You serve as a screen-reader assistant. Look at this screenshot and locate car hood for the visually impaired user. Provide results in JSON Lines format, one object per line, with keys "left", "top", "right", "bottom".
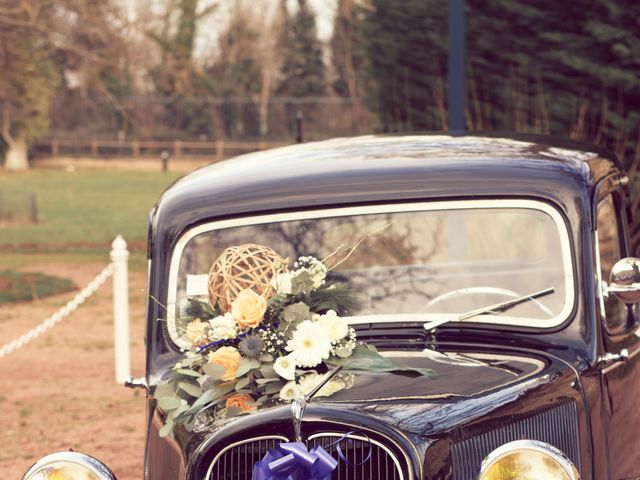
{"left": 182, "top": 344, "right": 583, "bottom": 467}
{"left": 301, "top": 345, "right": 578, "bottom": 436}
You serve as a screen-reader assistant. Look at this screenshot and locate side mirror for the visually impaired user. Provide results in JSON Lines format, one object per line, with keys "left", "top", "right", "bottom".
{"left": 609, "top": 257, "right": 640, "bottom": 304}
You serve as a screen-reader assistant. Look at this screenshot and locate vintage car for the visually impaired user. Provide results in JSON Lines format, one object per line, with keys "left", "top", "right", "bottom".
{"left": 22, "top": 134, "right": 640, "bottom": 480}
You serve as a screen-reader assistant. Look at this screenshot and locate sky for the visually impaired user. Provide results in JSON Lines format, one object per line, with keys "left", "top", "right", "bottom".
{"left": 124, "top": 0, "right": 338, "bottom": 62}
{"left": 196, "top": 0, "right": 337, "bottom": 57}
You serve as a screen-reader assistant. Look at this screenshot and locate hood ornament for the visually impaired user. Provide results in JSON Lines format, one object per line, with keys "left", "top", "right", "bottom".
{"left": 290, "top": 366, "right": 342, "bottom": 442}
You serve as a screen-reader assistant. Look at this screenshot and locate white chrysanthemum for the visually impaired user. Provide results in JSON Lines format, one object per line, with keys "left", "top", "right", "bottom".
{"left": 279, "top": 381, "right": 301, "bottom": 401}
{"left": 297, "top": 372, "right": 346, "bottom": 398}
{"left": 317, "top": 379, "right": 346, "bottom": 397}
{"left": 297, "top": 372, "right": 322, "bottom": 395}
{"left": 208, "top": 313, "right": 237, "bottom": 340}
{"left": 318, "top": 310, "right": 349, "bottom": 342}
{"left": 273, "top": 353, "right": 297, "bottom": 381}
{"left": 270, "top": 272, "right": 293, "bottom": 295}
{"left": 286, "top": 320, "right": 332, "bottom": 367}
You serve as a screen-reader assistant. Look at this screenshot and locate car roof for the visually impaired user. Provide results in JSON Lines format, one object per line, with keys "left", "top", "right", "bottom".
{"left": 152, "top": 133, "right": 621, "bottom": 246}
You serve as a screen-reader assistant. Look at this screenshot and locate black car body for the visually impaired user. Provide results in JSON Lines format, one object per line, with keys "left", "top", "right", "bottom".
{"left": 23, "top": 134, "right": 640, "bottom": 480}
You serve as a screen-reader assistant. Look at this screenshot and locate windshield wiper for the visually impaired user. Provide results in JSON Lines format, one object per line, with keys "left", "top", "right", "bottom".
{"left": 423, "top": 287, "right": 555, "bottom": 332}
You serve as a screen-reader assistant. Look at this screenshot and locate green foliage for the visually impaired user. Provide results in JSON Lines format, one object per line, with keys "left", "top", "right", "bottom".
{"left": 360, "top": 0, "right": 447, "bottom": 131}
{"left": 327, "top": 344, "right": 434, "bottom": 376}
{"left": 0, "top": 270, "right": 76, "bottom": 303}
{"left": 277, "top": 0, "right": 326, "bottom": 97}
{"left": 0, "top": 19, "right": 60, "bottom": 145}
{"left": 305, "top": 282, "right": 362, "bottom": 315}
{"left": 464, "top": 0, "right": 640, "bottom": 144}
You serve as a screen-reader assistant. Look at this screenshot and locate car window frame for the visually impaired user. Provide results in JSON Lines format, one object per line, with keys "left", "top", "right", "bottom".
{"left": 595, "top": 190, "right": 638, "bottom": 336}
{"left": 165, "top": 199, "right": 577, "bottom": 349}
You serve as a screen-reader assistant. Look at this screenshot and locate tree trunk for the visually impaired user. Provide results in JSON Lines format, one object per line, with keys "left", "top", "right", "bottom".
{"left": 4, "top": 132, "right": 29, "bottom": 170}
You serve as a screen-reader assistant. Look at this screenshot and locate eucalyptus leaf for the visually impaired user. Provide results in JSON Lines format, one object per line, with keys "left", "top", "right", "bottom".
{"left": 256, "top": 377, "right": 279, "bottom": 385}
{"left": 283, "top": 302, "right": 311, "bottom": 323}
{"left": 177, "top": 369, "right": 202, "bottom": 377}
{"left": 226, "top": 406, "right": 242, "bottom": 418}
{"left": 259, "top": 366, "right": 277, "bottom": 378}
{"left": 202, "top": 363, "right": 226, "bottom": 380}
{"left": 179, "top": 355, "right": 203, "bottom": 367}
{"left": 170, "top": 403, "right": 190, "bottom": 420}
{"left": 259, "top": 354, "right": 274, "bottom": 363}
{"left": 159, "top": 419, "right": 174, "bottom": 437}
{"left": 154, "top": 382, "right": 175, "bottom": 398}
{"left": 291, "top": 271, "right": 314, "bottom": 294}
{"left": 235, "top": 377, "right": 251, "bottom": 391}
{"left": 235, "top": 358, "right": 261, "bottom": 378}
{"left": 327, "top": 344, "right": 434, "bottom": 376}
{"left": 264, "top": 381, "right": 285, "bottom": 395}
{"left": 157, "top": 396, "right": 181, "bottom": 411}
{"left": 178, "top": 381, "right": 202, "bottom": 398}
{"left": 188, "top": 387, "right": 220, "bottom": 412}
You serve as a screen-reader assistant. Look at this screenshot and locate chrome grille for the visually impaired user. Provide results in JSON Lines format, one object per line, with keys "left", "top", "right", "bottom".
{"left": 309, "top": 432, "right": 405, "bottom": 480}
{"left": 206, "top": 435, "right": 288, "bottom": 480}
{"left": 206, "top": 432, "right": 406, "bottom": 480}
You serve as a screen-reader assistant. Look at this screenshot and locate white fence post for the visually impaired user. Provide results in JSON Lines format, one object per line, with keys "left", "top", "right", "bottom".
{"left": 111, "top": 235, "right": 131, "bottom": 384}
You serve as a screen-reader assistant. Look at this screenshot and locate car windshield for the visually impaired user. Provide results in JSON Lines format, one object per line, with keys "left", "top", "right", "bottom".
{"left": 167, "top": 200, "right": 574, "bottom": 346}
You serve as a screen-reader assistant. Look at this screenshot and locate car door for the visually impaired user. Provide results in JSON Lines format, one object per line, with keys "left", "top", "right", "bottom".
{"left": 597, "top": 190, "right": 640, "bottom": 480}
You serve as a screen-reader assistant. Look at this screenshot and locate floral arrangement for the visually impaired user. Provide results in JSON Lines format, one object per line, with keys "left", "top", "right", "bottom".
{"left": 155, "top": 244, "right": 429, "bottom": 437}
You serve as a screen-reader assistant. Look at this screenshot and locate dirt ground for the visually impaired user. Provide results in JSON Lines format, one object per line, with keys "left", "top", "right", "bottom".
{"left": 0, "top": 262, "right": 148, "bottom": 479}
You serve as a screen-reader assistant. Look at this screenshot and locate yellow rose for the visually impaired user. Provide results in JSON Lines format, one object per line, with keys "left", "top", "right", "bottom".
{"left": 185, "top": 319, "right": 209, "bottom": 346}
{"left": 225, "top": 393, "right": 256, "bottom": 413}
{"left": 231, "top": 289, "right": 267, "bottom": 328}
{"left": 208, "top": 346, "right": 241, "bottom": 381}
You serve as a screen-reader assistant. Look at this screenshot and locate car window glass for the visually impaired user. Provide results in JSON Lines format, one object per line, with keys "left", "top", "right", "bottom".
{"left": 597, "top": 195, "right": 628, "bottom": 332}
{"left": 168, "top": 202, "right": 574, "bottom": 345}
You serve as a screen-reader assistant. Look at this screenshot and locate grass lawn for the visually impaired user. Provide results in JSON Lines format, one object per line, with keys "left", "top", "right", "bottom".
{"left": 0, "top": 170, "right": 182, "bottom": 270}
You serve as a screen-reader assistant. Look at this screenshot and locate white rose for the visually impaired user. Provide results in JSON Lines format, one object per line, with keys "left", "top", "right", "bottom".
{"left": 318, "top": 310, "right": 349, "bottom": 342}
{"left": 208, "top": 313, "right": 237, "bottom": 340}
{"left": 273, "top": 353, "right": 297, "bottom": 381}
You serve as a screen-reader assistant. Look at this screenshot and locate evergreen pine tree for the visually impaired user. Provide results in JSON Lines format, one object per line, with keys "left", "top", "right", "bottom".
{"left": 277, "top": 0, "right": 326, "bottom": 97}
{"left": 361, "top": 0, "right": 447, "bottom": 132}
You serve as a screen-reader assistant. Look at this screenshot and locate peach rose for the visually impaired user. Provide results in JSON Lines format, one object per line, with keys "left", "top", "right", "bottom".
{"left": 208, "top": 346, "right": 241, "bottom": 381}
{"left": 231, "top": 289, "right": 267, "bottom": 328}
{"left": 225, "top": 393, "right": 256, "bottom": 413}
{"left": 185, "top": 319, "right": 209, "bottom": 346}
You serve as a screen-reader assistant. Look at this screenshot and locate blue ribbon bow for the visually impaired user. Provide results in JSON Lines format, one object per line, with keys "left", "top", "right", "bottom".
{"left": 252, "top": 442, "right": 338, "bottom": 480}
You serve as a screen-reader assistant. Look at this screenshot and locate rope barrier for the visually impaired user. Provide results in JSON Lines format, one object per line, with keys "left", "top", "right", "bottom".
{"left": 0, "top": 263, "right": 114, "bottom": 359}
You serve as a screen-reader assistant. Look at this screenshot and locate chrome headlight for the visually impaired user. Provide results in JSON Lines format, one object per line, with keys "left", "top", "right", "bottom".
{"left": 22, "top": 451, "right": 116, "bottom": 480}
{"left": 479, "top": 440, "right": 579, "bottom": 480}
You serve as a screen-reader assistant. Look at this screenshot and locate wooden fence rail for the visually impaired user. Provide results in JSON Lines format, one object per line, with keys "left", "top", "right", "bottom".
{"left": 31, "top": 139, "right": 290, "bottom": 161}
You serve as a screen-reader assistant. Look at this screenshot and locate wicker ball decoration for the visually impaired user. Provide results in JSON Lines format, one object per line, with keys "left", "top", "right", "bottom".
{"left": 208, "top": 243, "right": 287, "bottom": 312}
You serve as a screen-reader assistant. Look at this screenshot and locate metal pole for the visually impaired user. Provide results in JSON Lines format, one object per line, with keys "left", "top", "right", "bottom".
{"left": 110, "top": 235, "right": 131, "bottom": 384}
{"left": 448, "top": 0, "right": 465, "bottom": 133}
{"left": 296, "top": 111, "right": 304, "bottom": 143}
{"left": 160, "top": 150, "right": 170, "bottom": 173}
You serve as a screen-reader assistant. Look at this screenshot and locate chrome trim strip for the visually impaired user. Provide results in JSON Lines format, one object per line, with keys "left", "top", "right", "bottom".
{"left": 308, "top": 432, "right": 408, "bottom": 480}
{"left": 205, "top": 435, "right": 289, "bottom": 480}
{"left": 479, "top": 439, "right": 580, "bottom": 480}
{"left": 167, "top": 199, "right": 576, "bottom": 347}
{"left": 603, "top": 344, "right": 640, "bottom": 374}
